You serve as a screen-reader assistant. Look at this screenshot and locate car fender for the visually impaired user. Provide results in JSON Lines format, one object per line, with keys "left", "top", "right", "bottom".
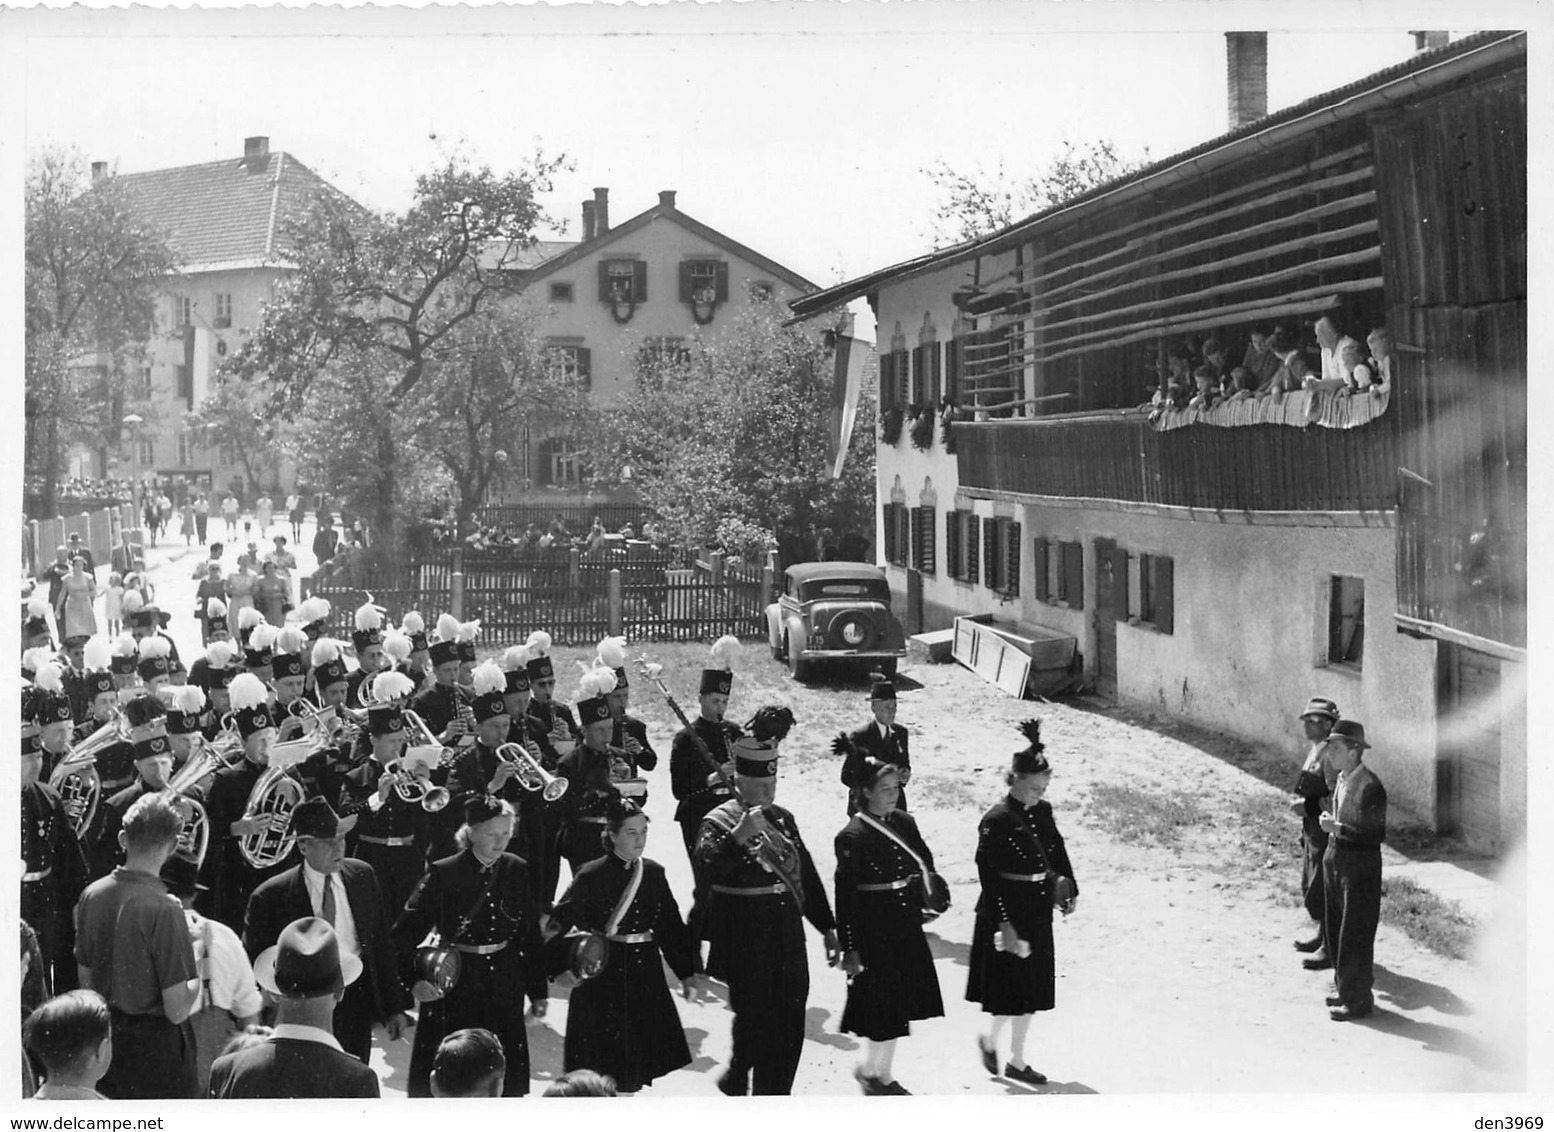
{"left": 764, "top": 603, "right": 784, "bottom": 650}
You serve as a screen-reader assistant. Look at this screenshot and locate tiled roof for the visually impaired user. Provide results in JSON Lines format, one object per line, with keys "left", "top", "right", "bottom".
{"left": 115, "top": 151, "right": 354, "bottom": 270}
{"left": 478, "top": 239, "right": 579, "bottom": 273}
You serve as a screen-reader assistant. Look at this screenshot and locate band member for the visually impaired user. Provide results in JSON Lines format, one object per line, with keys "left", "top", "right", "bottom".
{"left": 90, "top": 692, "right": 176, "bottom": 880}
{"left": 272, "top": 646, "right": 311, "bottom": 742}
{"left": 339, "top": 671, "right": 433, "bottom": 920}
{"left": 23, "top": 593, "right": 54, "bottom": 653}
{"left": 59, "top": 634, "right": 90, "bottom": 722}
{"left": 454, "top": 618, "right": 480, "bottom": 688}
{"left": 1319, "top": 720, "right": 1387, "bottom": 1022}
{"left": 1292, "top": 697, "right": 1339, "bottom": 965}
{"left": 73, "top": 637, "right": 117, "bottom": 745}
{"left": 695, "top": 731, "right": 838, "bottom": 1096}
{"left": 161, "top": 684, "right": 207, "bottom": 771}
{"left": 835, "top": 757, "right": 945, "bottom": 1094}
{"left": 22, "top": 692, "right": 88, "bottom": 995}
{"left": 499, "top": 645, "right": 533, "bottom": 730}
{"left": 840, "top": 675, "right": 910, "bottom": 814}
{"left": 136, "top": 635, "right": 174, "bottom": 698}
{"left": 75, "top": 794, "right": 201, "bottom": 1099}
{"left": 548, "top": 796, "right": 701, "bottom": 1094}
{"left": 31, "top": 661, "right": 79, "bottom": 785}
{"left": 555, "top": 668, "right": 626, "bottom": 884}
{"left": 393, "top": 795, "right": 550, "bottom": 1097}
{"left": 967, "top": 720, "right": 1079, "bottom": 1086}
{"left": 412, "top": 620, "right": 473, "bottom": 743}
{"left": 241, "top": 621, "right": 278, "bottom": 688}
{"left": 598, "top": 637, "right": 657, "bottom": 801}
{"left": 188, "top": 638, "right": 238, "bottom": 701}
{"left": 199, "top": 672, "right": 292, "bottom": 929}
{"left": 244, "top": 798, "right": 412, "bottom": 1062}
{"left": 345, "top": 603, "right": 387, "bottom": 710}
{"left": 236, "top": 605, "right": 264, "bottom": 649}
{"left": 382, "top": 628, "right": 415, "bottom": 681}
{"left": 109, "top": 633, "right": 140, "bottom": 695}
{"left": 672, "top": 637, "right": 744, "bottom": 909}
{"left": 297, "top": 596, "right": 332, "bottom": 643}
{"left": 124, "top": 595, "right": 183, "bottom": 678}
{"left": 400, "top": 611, "right": 432, "bottom": 688}
{"left": 525, "top": 632, "right": 578, "bottom": 904}
{"left": 310, "top": 639, "right": 353, "bottom": 713}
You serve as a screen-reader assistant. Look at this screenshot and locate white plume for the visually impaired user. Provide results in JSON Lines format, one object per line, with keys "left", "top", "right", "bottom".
{"left": 122, "top": 590, "right": 144, "bottom": 614}
{"left": 472, "top": 661, "right": 506, "bottom": 697}
{"left": 709, "top": 635, "right": 742, "bottom": 670}
{"left": 456, "top": 619, "right": 481, "bottom": 644}
{"left": 311, "top": 638, "right": 342, "bottom": 666}
{"left": 237, "top": 606, "right": 265, "bottom": 631}
{"left": 382, "top": 630, "right": 413, "bottom": 664}
{"left": 435, "top": 613, "right": 461, "bottom": 642}
{"left": 247, "top": 623, "right": 278, "bottom": 652}
{"left": 205, "top": 640, "right": 239, "bottom": 668}
{"left": 354, "top": 603, "right": 384, "bottom": 632}
{"left": 297, "top": 597, "right": 331, "bottom": 624}
{"left": 165, "top": 685, "right": 206, "bottom": 714}
{"left": 206, "top": 597, "right": 228, "bottom": 619}
{"left": 578, "top": 667, "right": 617, "bottom": 700}
{"left": 227, "top": 672, "right": 269, "bottom": 712}
{"left": 526, "top": 631, "right": 551, "bottom": 656}
{"left": 84, "top": 636, "right": 113, "bottom": 672}
{"left": 112, "top": 634, "right": 138, "bottom": 659}
{"left": 372, "top": 670, "right": 416, "bottom": 703}
{"left": 400, "top": 610, "right": 425, "bottom": 635}
{"left": 138, "top": 636, "right": 171, "bottom": 660}
{"left": 27, "top": 594, "right": 50, "bottom": 620}
{"left": 275, "top": 626, "right": 307, "bottom": 656}
{"left": 501, "top": 645, "right": 532, "bottom": 672}
{"left": 597, "top": 636, "right": 628, "bottom": 669}
{"left": 33, "top": 661, "right": 64, "bottom": 693}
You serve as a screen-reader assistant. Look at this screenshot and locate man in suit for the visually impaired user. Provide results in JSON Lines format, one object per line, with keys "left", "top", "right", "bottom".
{"left": 1290, "top": 697, "right": 1339, "bottom": 964}
{"left": 840, "top": 675, "right": 911, "bottom": 814}
{"left": 1317, "top": 720, "right": 1388, "bottom": 1022}
{"left": 209, "top": 917, "right": 380, "bottom": 1098}
{"left": 243, "top": 798, "right": 411, "bottom": 1062}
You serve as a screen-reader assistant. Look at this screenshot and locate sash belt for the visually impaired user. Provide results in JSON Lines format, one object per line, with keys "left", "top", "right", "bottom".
{"left": 22, "top": 867, "right": 52, "bottom": 883}
{"left": 856, "top": 877, "right": 914, "bottom": 892}
{"left": 710, "top": 883, "right": 786, "bottom": 896}
{"left": 998, "top": 871, "right": 1048, "bottom": 882}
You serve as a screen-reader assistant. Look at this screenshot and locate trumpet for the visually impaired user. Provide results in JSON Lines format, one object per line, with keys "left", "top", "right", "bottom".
{"left": 238, "top": 737, "right": 311, "bottom": 869}
{"left": 380, "top": 751, "right": 452, "bottom": 812}
{"left": 49, "top": 712, "right": 124, "bottom": 839}
{"left": 495, "top": 743, "right": 570, "bottom": 802}
{"left": 285, "top": 699, "right": 344, "bottom": 750}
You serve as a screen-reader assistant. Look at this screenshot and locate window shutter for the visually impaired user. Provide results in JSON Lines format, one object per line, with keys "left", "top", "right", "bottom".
{"left": 598, "top": 260, "right": 612, "bottom": 302}
{"left": 930, "top": 342, "right": 943, "bottom": 404}
{"left": 1111, "top": 546, "right": 1130, "bottom": 620}
{"left": 1064, "top": 541, "right": 1085, "bottom": 610}
{"left": 946, "top": 512, "right": 960, "bottom": 579}
{"left": 910, "top": 345, "right": 923, "bottom": 404}
{"left": 945, "top": 339, "right": 961, "bottom": 403}
{"left": 1154, "top": 556, "right": 1174, "bottom": 634}
{"left": 965, "top": 513, "right": 980, "bottom": 583}
{"left": 678, "top": 262, "right": 693, "bottom": 302}
{"left": 909, "top": 508, "right": 923, "bottom": 569}
{"left": 879, "top": 353, "right": 895, "bottom": 411}
{"left": 881, "top": 505, "right": 895, "bottom": 565}
{"left": 633, "top": 260, "right": 648, "bottom": 302}
{"left": 982, "top": 518, "right": 997, "bottom": 589}
{"left": 916, "top": 507, "right": 936, "bottom": 576}
{"left": 1006, "top": 522, "right": 1021, "bottom": 595}
{"left": 577, "top": 347, "right": 592, "bottom": 391}
{"left": 1033, "top": 538, "right": 1049, "bottom": 603}
{"left": 715, "top": 262, "right": 729, "bottom": 303}
{"left": 897, "top": 350, "right": 911, "bottom": 405}
{"left": 898, "top": 508, "right": 912, "bottom": 567}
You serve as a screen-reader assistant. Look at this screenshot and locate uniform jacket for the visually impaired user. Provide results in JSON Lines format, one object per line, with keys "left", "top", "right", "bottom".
{"left": 840, "top": 721, "right": 910, "bottom": 787}
{"left": 972, "top": 797, "right": 1078, "bottom": 926}
{"left": 526, "top": 699, "right": 580, "bottom": 770}
{"left": 670, "top": 717, "right": 742, "bottom": 824}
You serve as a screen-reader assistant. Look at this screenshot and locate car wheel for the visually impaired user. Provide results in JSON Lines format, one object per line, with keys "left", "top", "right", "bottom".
{"left": 786, "top": 635, "right": 811, "bottom": 682}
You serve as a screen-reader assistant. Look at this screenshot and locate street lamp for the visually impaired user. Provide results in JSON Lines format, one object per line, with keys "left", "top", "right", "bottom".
{"left": 123, "top": 414, "right": 143, "bottom": 526}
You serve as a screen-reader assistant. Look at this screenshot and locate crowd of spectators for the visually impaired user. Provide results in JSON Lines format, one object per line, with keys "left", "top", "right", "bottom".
{"left": 1143, "top": 312, "right": 1392, "bottom": 423}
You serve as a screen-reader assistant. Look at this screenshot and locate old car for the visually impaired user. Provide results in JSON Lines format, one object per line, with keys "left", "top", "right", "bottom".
{"left": 766, "top": 562, "right": 908, "bottom": 681}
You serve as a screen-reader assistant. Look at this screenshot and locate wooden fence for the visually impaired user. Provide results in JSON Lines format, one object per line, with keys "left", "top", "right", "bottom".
{"left": 473, "top": 503, "right": 652, "bottom": 536}
{"left": 25, "top": 504, "right": 138, "bottom": 578}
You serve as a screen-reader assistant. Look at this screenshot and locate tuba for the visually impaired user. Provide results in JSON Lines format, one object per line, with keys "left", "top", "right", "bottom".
{"left": 237, "top": 738, "right": 312, "bottom": 869}
{"left": 49, "top": 713, "right": 124, "bottom": 838}
{"left": 162, "top": 745, "right": 231, "bottom": 866}
{"left": 495, "top": 743, "right": 570, "bottom": 802}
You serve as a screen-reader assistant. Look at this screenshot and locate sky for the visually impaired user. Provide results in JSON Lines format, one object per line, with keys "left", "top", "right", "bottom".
{"left": 11, "top": 4, "right": 1447, "bottom": 306}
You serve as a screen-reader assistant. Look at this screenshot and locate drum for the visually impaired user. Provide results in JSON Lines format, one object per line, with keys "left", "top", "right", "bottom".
{"left": 568, "top": 932, "right": 610, "bottom": 982}
{"left": 415, "top": 943, "right": 462, "bottom": 994}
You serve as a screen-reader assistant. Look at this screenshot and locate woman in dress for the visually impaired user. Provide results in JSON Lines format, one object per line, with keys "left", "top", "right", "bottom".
{"left": 224, "top": 560, "right": 255, "bottom": 620}
{"left": 547, "top": 797, "right": 700, "bottom": 1093}
{"left": 253, "top": 560, "right": 290, "bottom": 627}
{"left": 966, "top": 720, "right": 1079, "bottom": 1086}
{"left": 393, "top": 796, "right": 549, "bottom": 1097}
{"left": 54, "top": 556, "right": 96, "bottom": 640}
{"left": 835, "top": 757, "right": 944, "bottom": 1095}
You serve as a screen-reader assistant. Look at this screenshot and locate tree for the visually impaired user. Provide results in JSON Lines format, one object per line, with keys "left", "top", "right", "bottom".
{"left": 590, "top": 303, "right": 877, "bottom": 563}
{"left": 184, "top": 373, "right": 287, "bottom": 495}
{"left": 922, "top": 139, "right": 1151, "bottom": 246}
{"left": 226, "top": 151, "right": 569, "bottom": 579}
{"left": 25, "top": 148, "right": 175, "bottom": 514}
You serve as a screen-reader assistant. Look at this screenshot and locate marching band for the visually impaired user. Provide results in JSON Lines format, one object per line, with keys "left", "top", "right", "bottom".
{"left": 17, "top": 589, "right": 1081, "bottom": 1100}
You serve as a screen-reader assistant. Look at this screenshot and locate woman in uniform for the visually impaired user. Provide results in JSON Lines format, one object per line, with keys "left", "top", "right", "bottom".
{"left": 834, "top": 757, "right": 944, "bottom": 1095}
{"left": 548, "top": 797, "right": 700, "bottom": 1093}
{"left": 965, "top": 720, "right": 1078, "bottom": 1087}
{"left": 393, "top": 796, "right": 549, "bottom": 1097}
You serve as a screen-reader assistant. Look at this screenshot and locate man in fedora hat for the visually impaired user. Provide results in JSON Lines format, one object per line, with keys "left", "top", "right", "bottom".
{"left": 209, "top": 917, "right": 380, "bottom": 1098}
{"left": 1317, "top": 720, "right": 1387, "bottom": 1021}
{"left": 841, "top": 674, "right": 911, "bottom": 815}
{"left": 1291, "top": 696, "right": 1339, "bottom": 964}
{"left": 243, "top": 797, "right": 411, "bottom": 1063}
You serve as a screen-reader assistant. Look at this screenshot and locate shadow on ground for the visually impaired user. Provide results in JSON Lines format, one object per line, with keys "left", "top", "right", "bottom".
{"left": 804, "top": 1005, "right": 858, "bottom": 1051}
{"left": 1373, "top": 963, "right": 1471, "bottom": 1016}
{"left": 1354, "top": 1006, "right": 1503, "bottom": 1072}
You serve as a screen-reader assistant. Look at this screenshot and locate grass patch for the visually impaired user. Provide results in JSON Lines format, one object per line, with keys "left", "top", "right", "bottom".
{"left": 1084, "top": 782, "right": 1209, "bottom": 847}
{"left": 1380, "top": 875, "right": 1478, "bottom": 961}
{"left": 909, "top": 773, "right": 983, "bottom": 814}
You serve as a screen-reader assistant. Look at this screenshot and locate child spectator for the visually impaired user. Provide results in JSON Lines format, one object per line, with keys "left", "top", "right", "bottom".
{"left": 1259, "top": 328, "right": 1312, "bottom": 399}
{"left": 542, "top": 1069, "right": 619, "bottom": 1097}
{"left": 1223, "top": 366, "right": 1257, "bottom": 403}
{"left": 23, "top": 989, "right": 114, "bottom": 1100}
{"left": 104, "top": 573, "right": 125, "bottom": 637}
{"left": 1188, "top": 365, "right": 1221, "bottom": 411}
{"left": 1364, "top": 326, "right": 1393, "bottom": 394}
{"left": 1201, "top": 336, "right": 1229, "bottom": 383}
{"left": 430, "top": 1028, "right": 506, "bottom": 1098}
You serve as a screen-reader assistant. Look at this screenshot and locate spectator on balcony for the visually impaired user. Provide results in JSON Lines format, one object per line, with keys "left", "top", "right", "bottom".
{"left": 1187, "top": 366, "right": 1221, "bottom": 412}
{"left": 1257, "top": 328, "right": 1311, "bottom": 399}
{"left": 1364, "top": 327, "right": 1393, "bottom": 395}
{"left": 1222, "top": 366, "right": 1256, "bottom": 404}
{"left": 1315, "top": 315, "right": 1363, "bottom": 389}
{"left": 1241, "top": 328, "right": 1282, "bottom": 387}
{"left": 1200, "top": 337, "right": 1229, "bottom": 384}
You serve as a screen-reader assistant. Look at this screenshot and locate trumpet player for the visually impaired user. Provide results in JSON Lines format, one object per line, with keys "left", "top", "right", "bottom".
{"left": 21, "top": 683, "right": 88, "bottom": 994}
{"left": 447, "top": 663, "right": 553, "bottom": 909}
{"left": 91, "top": 692, "right": 177, "bottom": 881}
{"left": 272, "top": 645, "right": 312, "bottom": 742}
{"left": 339, "top": 671, "right": 434, "bottom": 919}
{"left": 345, "top": 602, "right": 388, "bottom": 710}
{"left": 199, "top": 672, "right": 290, "bottom": 929}
{"left": 524, "top": 633, "right": 578, "bottom": 905}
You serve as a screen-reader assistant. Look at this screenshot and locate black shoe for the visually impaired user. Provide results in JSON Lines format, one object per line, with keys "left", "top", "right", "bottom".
{"left": 881, "top": 1080, "right": 912, "bottom": 1095}
{"left": 1293, "top": 936, "right": 1323, "bottom": 953}
{"left": 977, "top": 1036, "right": 998, "bottom": 1075}
{"left": 717, "top": 1066, "right": 747, "bottom": 1096}
{"left": 1301, "top": 953, "right": 1334, "bottom": 971}
{"left": 1004, "top": 1063, "right": 1048, "bottom": 1086}
{"left": 1329, "top": 1004, "right": 1373, "bottom": 1022}
{"left": 853, "top": 1066, "right": 890, "bottom": 1096}
{"left": 1325, "top": 994, "right": 1345, "bottom": 1007}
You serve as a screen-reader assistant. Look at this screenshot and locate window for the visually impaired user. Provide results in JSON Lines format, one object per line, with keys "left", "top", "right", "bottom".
{"left": 881, "top": 502, "right": 911, "bottom": 568}
{"left": 1034, "top": 539, "right": 1085, "bottom": 609}
{"left": 176, "top": 433, "right": 193, "bottom": 466}
{"left": 599, "top": 259, "right": 646, "bottom": 304}
{"left": 748, "top": 281, "right": 774, "bottom": 301}
{"left": 174, "top": 297, "right": 192, "bottom": 327}
{"left": 638, "top": 337, "right": 690, "bottom": 369}
{"left": 214, "top": 293, "right": 232, "bottom": 329}
{"left": 1136, "top": 553, "right": 1175, "bottom": 634}
{"left": 1327, "top": 575, "right": 1364, "bottom": 667}
{"left": 547, "top": 344, "right": 592, "bottom": 391}
{"left": 910, "top": 506, "right": 936, "bottom": 576}
{"left": 982, "top": 517, "right": 1021, "bottom": 595}
{"left": 946, "top": 509, "right": 979, "bottom": 582}
{"left": 549, "top": 282, "right": 575, "bottom": 303}
{"left": 679, "top": 260, "right": 728, "bottom": 304}
{"left": 138, "top": 366, "right": 152, "bottom": 396}
{"left": 537, "top": 438, "right": 584, "bottom": 486}
{"left": 911, "top": 342, "right": 942, "bottom": 405}
{"left": 175, "top": 365, "right": 193, "bottom": 403}
{"left": 218, "top": 445, "right": 235, "bottom": 465}
{"left": 137, "top": 438, "right": 154, "bottom": 464}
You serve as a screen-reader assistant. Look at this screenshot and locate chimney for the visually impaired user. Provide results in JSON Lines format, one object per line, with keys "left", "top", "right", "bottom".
{"left": 593, "top": 187, "right": 609, "bottom": 235}
{"left": 91, "top": 161, "right": 108, "bottom": 182}
{"left": 1411, "top": 30, "right": 1450, "bottom": 52}
{"left": 658, "top": 190, "right": 677, "bottom": 210}
{"left": 243, "top": 136, "right": 270, "bottom": 160}
{"left": 582, "top": 200, "right": 596, "bottom": 242}
{"left": 1225, "top": 32, "right": 1268, "bottom": 129}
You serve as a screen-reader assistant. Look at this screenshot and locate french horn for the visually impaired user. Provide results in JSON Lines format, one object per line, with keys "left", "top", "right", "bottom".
{"left": 48, "top": 712, "right": 124, "bottom": 839}
{"left": 237, "top": 737, "right": 312, "bottom": 869}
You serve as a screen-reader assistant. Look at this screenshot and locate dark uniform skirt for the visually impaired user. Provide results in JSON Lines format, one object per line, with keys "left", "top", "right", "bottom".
{"left": 839, "top": 887, "right": 944, "bottom": 1040}
{"left": 966, "top": 906, "right": 1056, "bottom": 1015}
{"left": 408, "top": 945, "right": 533, "bottom": 1097}
{"left": 565, "top": 938, "right": 690, "bottom": 1092}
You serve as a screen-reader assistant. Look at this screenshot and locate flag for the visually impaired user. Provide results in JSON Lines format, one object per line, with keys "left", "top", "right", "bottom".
{"left": 827, "top": 333, "right": 870, "bottom": 479}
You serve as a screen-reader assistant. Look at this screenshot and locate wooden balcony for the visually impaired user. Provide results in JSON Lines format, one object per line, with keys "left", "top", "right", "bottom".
{"left": 954, "top": 412, "right": 1398, "bottom": 514}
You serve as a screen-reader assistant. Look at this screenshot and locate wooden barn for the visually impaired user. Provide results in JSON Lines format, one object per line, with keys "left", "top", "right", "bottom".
{"left": 790, "top": 31, "right": 1526, "bottom": 850}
